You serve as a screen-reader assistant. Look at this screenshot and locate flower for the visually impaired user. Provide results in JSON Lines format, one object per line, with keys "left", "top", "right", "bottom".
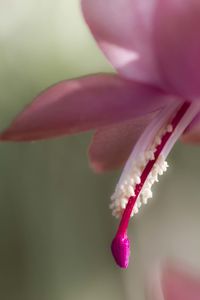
{"left": 148, "top": 262, "right": 200, "bottom": 300}
{"left": 1, "top": 0, "right": 200, "bottom": 268}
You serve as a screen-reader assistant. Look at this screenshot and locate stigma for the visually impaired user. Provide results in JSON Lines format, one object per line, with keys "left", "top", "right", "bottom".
{"left": 110, "top": 101, "right": 199, "bottom": 269}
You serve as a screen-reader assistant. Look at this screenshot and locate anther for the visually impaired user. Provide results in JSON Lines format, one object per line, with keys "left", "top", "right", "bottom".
{"left": 111, "top": 102, "right": 191, "bottom": 268}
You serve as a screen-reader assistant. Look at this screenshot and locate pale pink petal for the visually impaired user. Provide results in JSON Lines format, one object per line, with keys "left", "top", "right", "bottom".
{"left": 89, "top": 114, "right": 155, "bottom": 173}
{"left": 182, "top": 112, "right": 200, "bottom": 143}
{"left": 161, "top": 264, "right": 200, "bottom": 300}
{"left": 154, "top": 0, "right": 200, "bottom": 99}
{"left": 147, "top": 263, "right": 200, "bottom": 300}
{"left": 81, "top": 0, "right": 162, "bottom": 86}
{"left": 0, "top": 74, "right": 173, "bottom": 141}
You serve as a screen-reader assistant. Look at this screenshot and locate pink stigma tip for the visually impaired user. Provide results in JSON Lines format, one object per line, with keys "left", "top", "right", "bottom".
{"left": 111, "top": 234, "right": 130, "bottom": 268}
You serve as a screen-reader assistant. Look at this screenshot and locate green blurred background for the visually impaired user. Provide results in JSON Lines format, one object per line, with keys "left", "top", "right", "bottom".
{"left": 0, "top": 1, "right": 200, "bottom": 300}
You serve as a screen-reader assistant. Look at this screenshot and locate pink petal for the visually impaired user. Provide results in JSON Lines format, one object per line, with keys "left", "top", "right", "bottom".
{"left": 89, "top": 114, "right": 155, "bottom": 173}
{"left": 154, "top": 0, "right": 200, "bottom": 99}
{"left": 161, "top": 264, "right": 200, "bottom": 300}
{"left": 182, "top": 112, "right": 200, "bottom": 143}
{"left": 148, "top": 263, "right": 200, "bottom": 300}
{"left": 81, "top": 0, "right": 162, "bottom": 86}
{"left": 0, "top": 74, "right": 173, "bottom": 141}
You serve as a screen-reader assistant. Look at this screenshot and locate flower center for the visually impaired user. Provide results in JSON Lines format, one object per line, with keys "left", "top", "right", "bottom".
{"left": 111, "top": 101, "right": 199, "bottom": 268}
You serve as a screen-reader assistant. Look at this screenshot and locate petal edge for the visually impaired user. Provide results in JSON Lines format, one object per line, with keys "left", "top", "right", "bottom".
{"left": 0, "top": 74, "right": 173, "bottom": 141}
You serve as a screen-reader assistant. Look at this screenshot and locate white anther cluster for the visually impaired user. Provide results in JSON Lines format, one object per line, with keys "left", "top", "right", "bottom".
{"left": 110, "top": 124, "right": 172, "bottom": 218}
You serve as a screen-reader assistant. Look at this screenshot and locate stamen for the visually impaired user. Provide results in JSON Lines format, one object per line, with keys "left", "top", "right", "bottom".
{"left": 111, "top": 101, "right": 198, "bottom": 268}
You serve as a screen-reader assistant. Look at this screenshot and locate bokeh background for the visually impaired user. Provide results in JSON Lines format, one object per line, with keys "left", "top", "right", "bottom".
{"left": 0, "top": 1, "right": 200, "bottom": 300}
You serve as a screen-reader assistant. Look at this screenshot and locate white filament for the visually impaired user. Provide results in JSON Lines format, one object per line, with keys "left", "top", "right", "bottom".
{"left": 110, "top": 101, "right": 200, "bottom": 218}
{"left": 110, "top": 126, "right": 170, "bottom": 218}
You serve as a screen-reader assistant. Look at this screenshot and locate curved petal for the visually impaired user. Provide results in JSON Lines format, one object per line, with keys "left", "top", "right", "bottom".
{"left": 154, "top": 0, "right": 200, "bottom": 99}
{"left": 89, "top": 114, "right": 156, "bottom": 173}
{"left": 182, "top": 112, "right": 200, "bottom": 143}
{"left": 0, "top": 74, "right": 173, "bottom": 141}
{"left": 81, "top": 0, "right": 162, "bottom": 86}
{"left": 161, "top": 264, "right": 200, "bottom": 300}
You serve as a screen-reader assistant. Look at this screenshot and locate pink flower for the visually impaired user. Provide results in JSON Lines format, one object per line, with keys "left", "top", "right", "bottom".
{"left": 148, "top": 262, "right": 200, "bottom": 300}
{"left": 1, "top": 0, "right": 200, "bottom": 268}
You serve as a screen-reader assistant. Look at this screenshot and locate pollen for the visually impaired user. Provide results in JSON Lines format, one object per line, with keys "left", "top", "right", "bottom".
{"left": 110, "top": 101, "right": 199, "bottom": 269}
{"left": 110, "top": 124, "right": 170, "bottom": 218}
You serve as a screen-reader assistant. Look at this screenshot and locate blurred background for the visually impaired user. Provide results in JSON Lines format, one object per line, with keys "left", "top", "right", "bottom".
{"left": 0, "top": 1, "right": 200, "bottom": 300}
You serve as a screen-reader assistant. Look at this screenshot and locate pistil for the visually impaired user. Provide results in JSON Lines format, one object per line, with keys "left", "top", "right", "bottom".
{"left": 111, "top": 102, "right": 191, "bottom": 268}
